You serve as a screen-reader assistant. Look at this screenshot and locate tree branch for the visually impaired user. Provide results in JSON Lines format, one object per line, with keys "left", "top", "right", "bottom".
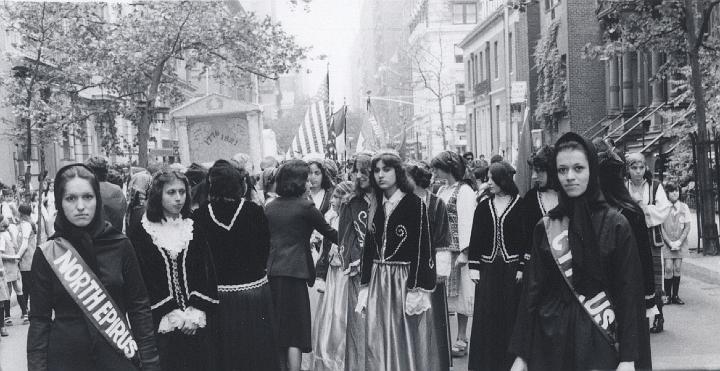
{"left": 694, "top": 0, "right": 720, "bottom": 51}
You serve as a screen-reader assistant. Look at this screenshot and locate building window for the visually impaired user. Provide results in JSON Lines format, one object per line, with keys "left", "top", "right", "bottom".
{"left": 494, "top": 41, "right": 499, "bottom": 78}
{"left": 467, "top": 59, "right": 472, "bottom": 87}
{"left": 452, "top": 2, "right": 477, "bottom": 24}
{"left": 455, "top": 54, "right": 464, "bottom": 63}
{"left": 508, "top": 32, "right": 513, "bottom": 73}
{"left": 496, "top": 105, "right": 501, "bottom": 128}
{"left": 478, "top": 51, "right": 483, "bottom": 81}
{"left": 456, "top": 84, "right": 466, "bottom": 105}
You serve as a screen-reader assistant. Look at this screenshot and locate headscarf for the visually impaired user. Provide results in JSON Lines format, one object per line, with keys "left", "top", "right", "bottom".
{"left": 52, "top": 164, "right": 123, "bottom": 272}
{"left": 548, "top": 132, "right": 608, "bottom": 296}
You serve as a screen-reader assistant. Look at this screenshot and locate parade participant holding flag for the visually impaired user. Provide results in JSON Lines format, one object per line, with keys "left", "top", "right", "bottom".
{"left": 509, "top": 133, "right": 643, "bottom": 371}
{"left": 27, "top": 164, "right": 160, "bottom": 371}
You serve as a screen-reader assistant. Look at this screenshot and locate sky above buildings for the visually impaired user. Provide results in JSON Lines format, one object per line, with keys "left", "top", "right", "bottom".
{"left": 269, "top": 0, "right": 363, "bottom": 108}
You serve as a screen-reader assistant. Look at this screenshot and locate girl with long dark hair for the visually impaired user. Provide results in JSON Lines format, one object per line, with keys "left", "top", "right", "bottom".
{"left": 509, "top": 133, "right": 643, "bottom": 371}
{"left": 467, "top": 161, "right": 526, "bottom": 371}
{"left": 356, "top": 151, "right": 438, "bottom": 370}
{"left": 131, "top": 170, "right": 218, "bottom": 371}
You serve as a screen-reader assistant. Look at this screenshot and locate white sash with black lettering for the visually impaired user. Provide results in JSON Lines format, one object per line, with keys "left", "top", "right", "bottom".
{"left": 542, "top": 216, "right": 618, "bottom": 349}
{"left": 40, "top": 237, "right": 139, "bottom": 359}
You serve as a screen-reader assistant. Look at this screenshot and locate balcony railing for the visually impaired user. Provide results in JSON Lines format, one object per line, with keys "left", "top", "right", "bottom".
{"left": 474, "top": 80, "right": 490, "bottom": 97}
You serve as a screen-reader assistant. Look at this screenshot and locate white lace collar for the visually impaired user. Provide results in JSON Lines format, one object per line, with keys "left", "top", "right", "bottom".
{"left": 141, "top": 213, "right": 194, "bottom": 259}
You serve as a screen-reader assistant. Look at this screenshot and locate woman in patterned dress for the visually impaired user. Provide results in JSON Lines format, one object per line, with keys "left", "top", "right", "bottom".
{"left": 431, "top": 151, "right": 478, "bottom": 357}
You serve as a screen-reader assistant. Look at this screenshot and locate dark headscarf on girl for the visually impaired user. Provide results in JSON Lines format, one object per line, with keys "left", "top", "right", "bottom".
{"left": 431, "top": 150, "right": 479, "bottom": 192}
{"left": 548, "top": 132, "right": 608, "bottom": 297}
{"left": 52, "top": 164, "right": 124, "bottom": 272}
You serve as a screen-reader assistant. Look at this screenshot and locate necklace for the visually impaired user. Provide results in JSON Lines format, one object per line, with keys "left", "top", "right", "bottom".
{"left": 209, "top": 200, "right": 245, "bottom": 231}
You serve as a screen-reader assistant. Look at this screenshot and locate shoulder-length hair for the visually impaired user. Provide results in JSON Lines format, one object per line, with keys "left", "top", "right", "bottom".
{"left": 307, "top": 159, "right": 334, "bottom": 190}
{"left": 276, "top": 160, "right": 309, "bottom": 197}
{"left": 352, "top": 153, "right": 373, "bottom": 196}
{"left": 146, "top": 170, "right": 192, "bottom": 222}
{"left": 369, "top": 152, "right": 414, "bottom": 195}
{"left": 489, "top": 162, "right": 519, "bottom": 197}
{"left": 208, "top": 160, "right": 248, "bottom": 202}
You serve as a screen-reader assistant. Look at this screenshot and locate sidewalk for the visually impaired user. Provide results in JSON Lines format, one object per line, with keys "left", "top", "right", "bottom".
{"left": 681, "top": 211, "right": 720, "bottom": 285}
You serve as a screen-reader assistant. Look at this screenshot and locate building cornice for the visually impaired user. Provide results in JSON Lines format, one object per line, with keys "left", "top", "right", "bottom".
{"left": 457, "top": 6, "right": 505, "bottom": 49}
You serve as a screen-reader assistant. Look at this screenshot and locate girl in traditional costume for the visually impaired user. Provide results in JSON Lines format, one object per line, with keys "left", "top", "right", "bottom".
{"left": 356, "top": 151, "right": 438, "bottom": 371}
{"left": 192, "top": 160, "right": 279, "bottom": 371}
{"left": 509, "top": 133, "right": 643, "bottom": 371}
{"left": 467, "top": 161, "right": 526, "bottom": 371}
{"left": 431, "top": 151, "right": 477, "bottom": 358}
{"left": 132, "top": 170, "right": 218, "bottom": 371}
{"left": 311, "top": 181, "right": 355, "bottom": 371}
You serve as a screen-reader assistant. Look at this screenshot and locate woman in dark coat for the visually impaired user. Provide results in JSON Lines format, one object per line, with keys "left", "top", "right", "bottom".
{"left": 468, "top": 161, "right": 527, "bottom": 371}
{"left": 131, "top": 170, "right": 218, "bottom": 371}
{"left": 27, "top": 164, "right": 160, "bottom": 371}
{"left": 265, "top": 160, "right": 338, "bottom": 371}
{"left": 509, "top": 132, "right": 643, "bottom": 371}
{"left": 192, "top": 160, "right": 279, "bottom": 371}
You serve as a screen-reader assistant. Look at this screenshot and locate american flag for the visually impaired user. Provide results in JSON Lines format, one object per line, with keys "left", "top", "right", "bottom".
{"left": 325, "top": 105, "right": 347, "bottom": 161}
{"left": 287, "top": 74, "right": 330, "bottom": 158}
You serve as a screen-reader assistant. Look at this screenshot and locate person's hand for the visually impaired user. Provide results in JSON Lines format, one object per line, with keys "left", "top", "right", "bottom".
{"left": 355, "top": 287, "right": 369, "bottom": 314}
{"left": 510, "top": 357, "right": 528, "bottom": 371}
{"left": 515, "top": 271, "right": 523, "bottom": 283}
{"left": 455, "top": 251, "right": 468, "bottom": 266}
{"left": 470, "top": 269, "right": 480, "bottom": 284}
{"left": 315, "top": 279, "right": 326, "bottom": 293}
{"left": 616, "top": 361, "right": 635, "bottom": 371}
{"left": 180, "top": 318, "right": 198, "bottom": 336}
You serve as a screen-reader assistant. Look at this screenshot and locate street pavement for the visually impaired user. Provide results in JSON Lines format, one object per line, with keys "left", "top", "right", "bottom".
{"left": 2, "top": 274, "right": 719, "bottom": 370}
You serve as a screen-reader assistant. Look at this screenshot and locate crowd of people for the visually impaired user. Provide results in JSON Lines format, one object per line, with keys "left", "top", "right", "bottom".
{"left": 0, "top": 131, "right": 691, "bottom": 371}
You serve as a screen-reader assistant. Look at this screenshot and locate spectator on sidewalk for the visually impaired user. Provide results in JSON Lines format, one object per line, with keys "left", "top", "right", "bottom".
{"left": 86, "top": 156, "right": 127, "bottom": 231}
{"left": 661, "top": 182, "right": 691, "bottom": 306}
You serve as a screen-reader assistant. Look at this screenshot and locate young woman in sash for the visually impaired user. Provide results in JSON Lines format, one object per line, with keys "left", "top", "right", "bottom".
{"left": 265, "top": 159, "right": 338, "bottom": 371}
{"left": 27, "top": 164, "right": 160, "bottom": 371}
{"left": 191, "top": 160, "right": 279, "bottom": 371}
{"left": 509, "top": 133, "right": 643, "bottom": 371}
{"left": 356, "top": 151, "right": 438, "bottom": 371}
{"left": 131, "top": 170, "right": 218, "bottom": 371}
{"left": 595, "top": 139, "right": 656, "bottom": 370}
{"left": 467, "top": 161, "right": 526, "bottom": 371}
{"left": 431, "top": 151, "right": 478, "bottom": 358}
{"left": 342, "top": 153, "right": 374, "bottom": 371}
{"left": 407, "top": 160, "right": 453, "bottom": 370}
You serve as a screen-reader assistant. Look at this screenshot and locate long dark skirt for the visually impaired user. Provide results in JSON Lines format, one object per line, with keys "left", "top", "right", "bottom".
{"left": 269, "top": 276, "right": 312, "bottom": 352}
{"left": 469, "top": 260, "right": 521, "bottom": 371}
{"left": 345, "top": 274, "right": 365, "bottom": 371}
{"left": 157, "top": 326, "right": 215, "bottom": 371}
{"left": 431, "top": 282, "right": 452, "bottom": 370}
{"left": 217, "top": 278, "right": 280, "bottom": 371}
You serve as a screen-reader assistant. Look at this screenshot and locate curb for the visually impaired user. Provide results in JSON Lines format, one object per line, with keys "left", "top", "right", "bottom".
{"left": 683, "top": 257, "right": 720, "bottom": 286}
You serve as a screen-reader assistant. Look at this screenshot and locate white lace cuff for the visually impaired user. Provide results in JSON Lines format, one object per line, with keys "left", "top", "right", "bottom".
{"left": 469, "top": 269, "right": 480, "bottom": 281}
{"left": 158, "top": 309, "right": 185, "bottom": 334}
{"left": 184, "top": 306, "right": 207, "bottom": 328}
{"left": 436, "top": 251, "right": 452, "bottom": 278}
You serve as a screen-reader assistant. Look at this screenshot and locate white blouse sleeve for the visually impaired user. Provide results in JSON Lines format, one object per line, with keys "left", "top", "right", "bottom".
{"left": 457, "top": 184, "right": 477, "bottom": 251}
{"left": 645, "top": 183, "right": 671, "bottom": 227}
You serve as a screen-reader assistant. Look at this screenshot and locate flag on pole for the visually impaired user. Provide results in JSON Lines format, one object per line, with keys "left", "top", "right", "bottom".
{"left": 287, "top": 74, "right": 330, "bottom": 158}
{"left": 326, "top": 105, "right": 347, "bottom": 161}
{"left": 365, "top": 98, "right": 386, "bottom": 148}
{"left": 356, "top": 131, "right": 367, "bottom": 153}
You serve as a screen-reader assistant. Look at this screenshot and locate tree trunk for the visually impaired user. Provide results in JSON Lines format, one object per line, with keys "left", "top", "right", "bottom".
{"left": 437, "top": 97, "right": 447, "bottom": 151}
{"left": 137, "top": 64, "right": 165, "bottom": 168}
{"left": 36, "top": 146, "right": 45, "bottom": 249}
{"left": 685, "top": 0, "right": 719, "bottom": 255}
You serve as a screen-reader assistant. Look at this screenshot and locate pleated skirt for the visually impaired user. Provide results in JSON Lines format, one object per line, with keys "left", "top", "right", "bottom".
{"left": 432, "top": 282, "right": 452, "bottom": 370}
{"left": 217, "top": 277, "right": 280, "bottom": 371}
{"left": 310, "top": 265, "right": 349, "bottom": 371}
{"left": 365, "top": 261, "right": 442, "bottom": 371}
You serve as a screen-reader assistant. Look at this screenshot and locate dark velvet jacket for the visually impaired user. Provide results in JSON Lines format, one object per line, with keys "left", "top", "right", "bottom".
{"left": 360, "top": 192, "right": 436, "bottom": 291}
{"left": 509, "top": 208, "right": 643, "bottom": 368}
{"left": 425, "top": 193, "right": 451, "bottom": 251}
{"left": 192, "top": 200, "right": 270, "bottom": 285}
{"left": 468, "top": 195, "right": 529, "bottom": 271}
{"left": 130, "top": 218, "right": 219, "bottom": 327}
{"left": 619, "top": 208, "right": 656, "bottom": 309}
{"left": 317, "top": 195, "right": 371, "bottom": 279}
{"left": 28, "top": 223, "right": 160, "bottom": 371}
{"left": 265, "top": 197, "right": 338, "bottom": 283}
